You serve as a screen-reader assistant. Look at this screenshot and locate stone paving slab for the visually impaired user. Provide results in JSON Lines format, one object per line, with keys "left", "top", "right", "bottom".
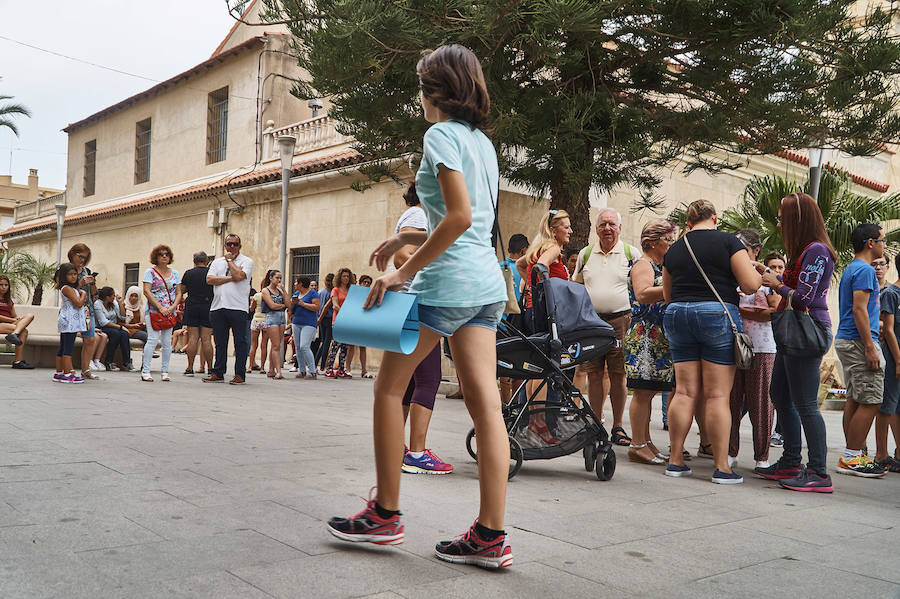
{"left": 1, "top": 356, "right": 898, "bottom": 598}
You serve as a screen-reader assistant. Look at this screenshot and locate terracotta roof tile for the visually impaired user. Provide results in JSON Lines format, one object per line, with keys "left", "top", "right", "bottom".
{"left": 0, "top": 149, "right": 362, "bottom": 239}
{"left": 774, "top": 150, "right": 889, "bottom": 193}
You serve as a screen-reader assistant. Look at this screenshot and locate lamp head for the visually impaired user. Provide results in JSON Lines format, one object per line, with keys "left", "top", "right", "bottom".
{"left": 277, "top": 135, "right": 297, "bottom": 171}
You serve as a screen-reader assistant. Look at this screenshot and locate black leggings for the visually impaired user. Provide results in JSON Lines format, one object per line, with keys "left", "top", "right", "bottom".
{"left": 102, "top": 325, "right": 132, "bottom": 365}
{"left": 57, "top": 332, "right": 77, "bottom": 357}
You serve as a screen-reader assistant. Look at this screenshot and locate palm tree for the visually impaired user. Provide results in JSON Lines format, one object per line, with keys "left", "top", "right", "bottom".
{"left": 19, "top": 255, "right": 57, "bottom": 305}
{"left": 666, "top": 169, "right": 900, "bottom": 275}
{"left": 0, "top": 83, "right": 31, "bottom": 137}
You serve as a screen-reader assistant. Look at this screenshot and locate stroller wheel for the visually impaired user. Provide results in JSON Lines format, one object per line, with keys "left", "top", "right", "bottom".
{"left": 508, "top": 436, "right": 523, "bottom": 480}
{"left": 583, "top": 442, "right": 597, "bottom": 472}
{"left": 465, "top": 428, "right": 478, "bottom": 461}
{"left": 596, "top": 448, "right": 616, "bottom": 481}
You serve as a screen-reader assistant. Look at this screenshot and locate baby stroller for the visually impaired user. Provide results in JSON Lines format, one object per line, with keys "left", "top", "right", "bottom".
{"left": 465, "top": 264, "right": 619, "bottom": 480}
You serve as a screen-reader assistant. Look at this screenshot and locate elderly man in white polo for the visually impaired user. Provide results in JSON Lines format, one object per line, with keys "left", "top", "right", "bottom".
{"left": 572, "top": 208, "right": 641, "bottom": 446}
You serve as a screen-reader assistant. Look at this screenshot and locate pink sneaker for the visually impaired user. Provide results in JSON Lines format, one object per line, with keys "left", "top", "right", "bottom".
{"left": 326, "top": 488, "right": 404, "bottom": 545}
{"left": 435, "top": 521, "right": 513, "bottom": 569}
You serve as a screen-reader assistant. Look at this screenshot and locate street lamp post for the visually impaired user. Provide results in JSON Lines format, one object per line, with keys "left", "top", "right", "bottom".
{"left": 54, "top": 200, "right": 67, "bottom": 307}
{"left": 277, "top": 135, "right": 297, "bottom": 279}
{"left": 808, "top": 147, "right": 825, "bottom": 202}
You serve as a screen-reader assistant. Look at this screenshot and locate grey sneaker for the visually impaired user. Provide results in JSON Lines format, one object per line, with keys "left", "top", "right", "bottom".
{"left": 5, "top": 333, "right": 22, "bottom": 346}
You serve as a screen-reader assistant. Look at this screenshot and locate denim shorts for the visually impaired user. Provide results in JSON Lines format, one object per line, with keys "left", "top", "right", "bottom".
{"left": 418, "top": 301, "right": 505, "bottom": 337}
{"left": 264, "top": 311, "right": 286, "bottom": 328}
{"left": 663, "top": 301, "right": 742, "bottom": 366}
{"left": 883, "top": 350, "right": 900, "bottom": 415}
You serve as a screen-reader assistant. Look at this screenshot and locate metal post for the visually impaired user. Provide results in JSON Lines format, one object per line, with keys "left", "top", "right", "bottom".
{"left": 277, "top": 135, "right": 297, "bottom": 277}
{"left": 54, "top": 201, "right": 67, "bottom": 306}
{"left": 808, "top": 147, "right": 824, "bottom": 202}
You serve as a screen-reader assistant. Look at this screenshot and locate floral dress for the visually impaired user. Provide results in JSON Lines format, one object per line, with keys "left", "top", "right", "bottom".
{"left": 624, "top": 260, "right": 674, "bottom": 391}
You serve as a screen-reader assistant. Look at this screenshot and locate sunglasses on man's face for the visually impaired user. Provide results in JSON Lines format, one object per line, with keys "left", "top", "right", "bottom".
{"left": 225, "top": 242, "right": 240, "bottom": 247}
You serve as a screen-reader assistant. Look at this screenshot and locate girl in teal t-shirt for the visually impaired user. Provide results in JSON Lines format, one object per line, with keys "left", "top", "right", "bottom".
{"left": 326, "top": 44, "right": 512, "bottom": 569}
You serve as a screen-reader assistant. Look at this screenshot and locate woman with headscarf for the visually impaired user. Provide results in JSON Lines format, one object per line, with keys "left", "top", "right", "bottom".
{"left": 123, "top": 285, "right": 149, "bottom": 346}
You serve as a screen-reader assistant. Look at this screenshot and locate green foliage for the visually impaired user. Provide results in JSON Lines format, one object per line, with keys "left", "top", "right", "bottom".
{"left": 261, "top": 0, "right": 900, "bottom": 248}
{"left": 686, "top": 169, "right": 900, "bottom": 275}
{"left": 0, "top": 84, "right": 31, "bottom": 137}
{"left": 0, "top": 250, "right": 56, "bottom": 304}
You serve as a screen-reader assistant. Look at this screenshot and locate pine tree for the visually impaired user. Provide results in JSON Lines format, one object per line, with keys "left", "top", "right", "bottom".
{"left": 262, "top": 0, "right": 900, "bottom": 248}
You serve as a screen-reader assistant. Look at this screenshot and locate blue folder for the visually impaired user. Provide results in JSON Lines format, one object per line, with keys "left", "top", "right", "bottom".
{"left": 332, "top": 285, "right": 419, "bottom": 354}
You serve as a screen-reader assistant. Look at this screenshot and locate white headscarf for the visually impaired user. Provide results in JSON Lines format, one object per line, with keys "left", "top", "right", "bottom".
{"left": 124, "top": 285, "right": 144, "bottom": 323}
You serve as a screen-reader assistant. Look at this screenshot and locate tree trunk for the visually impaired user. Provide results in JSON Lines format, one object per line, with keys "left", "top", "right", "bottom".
{"left": 32, "top": 283, "right": 43, "bottom": 306}
{"left": 549, "top": 173, "right": 593, "bottom": 251}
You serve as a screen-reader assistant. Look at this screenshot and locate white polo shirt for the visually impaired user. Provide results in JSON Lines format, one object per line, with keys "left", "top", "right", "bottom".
{"left": 208, "top": 253, "right": 254, "bottom": 312}
{"left": 572, "top": 240, "right": 640, "bottom": 314}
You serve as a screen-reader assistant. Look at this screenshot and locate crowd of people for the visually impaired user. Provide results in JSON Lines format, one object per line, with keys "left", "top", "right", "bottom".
{"left": 3, "top": 43, "right": 898, "bottom": 573}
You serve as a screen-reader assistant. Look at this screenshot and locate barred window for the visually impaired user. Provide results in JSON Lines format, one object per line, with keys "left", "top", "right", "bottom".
{"left": 290, "top": 246, "right": 320, "bottom": 285}
{"left": 206, "top": 87, "right": 228, "bottom": 164}
{"left": 83, "top": 140, "right": 96, "bottom": 196}
{"left": 134, "top": 118, "right": 151, "bottom": 184}
{"left": 123, "top": 263, "right": 140, "bottom": 296}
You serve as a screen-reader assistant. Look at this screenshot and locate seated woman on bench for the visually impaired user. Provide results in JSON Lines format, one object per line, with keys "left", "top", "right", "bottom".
{"left": 0, "top": 275, "right": 35, "bottom": 369}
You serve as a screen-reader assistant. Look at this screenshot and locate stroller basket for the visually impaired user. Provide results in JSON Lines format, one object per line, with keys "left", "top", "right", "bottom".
{"left": 497, "top": 326, "right": 617, "bottom": 379}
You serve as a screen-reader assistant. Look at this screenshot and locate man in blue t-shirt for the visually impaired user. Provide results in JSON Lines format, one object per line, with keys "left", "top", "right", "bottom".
{"left": 876, "top": 251, "right": 900, "bottom": 470}
{"left": 834, "top": 223, "right": 887, "bottom": 478}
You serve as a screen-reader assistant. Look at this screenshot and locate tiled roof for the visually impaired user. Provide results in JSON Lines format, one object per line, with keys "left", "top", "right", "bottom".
{"left": 774, "top": 150, "right": 890, "bottom": 193}
{"left": 0, "top": 149, "right": 362, "bottom": 239}
{"left": 62, "top": 37, "right": 266, "bottom": 133}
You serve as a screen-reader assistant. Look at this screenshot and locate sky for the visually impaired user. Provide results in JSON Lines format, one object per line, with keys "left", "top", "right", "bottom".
{"left": 0, "top": 0, "right": 238, "bottom": 190}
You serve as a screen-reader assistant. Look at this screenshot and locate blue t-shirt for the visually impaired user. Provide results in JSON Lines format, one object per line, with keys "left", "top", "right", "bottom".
{"left": 880, "top": 284, "right": 900, "bottom": 362}
{"left": 836, "top": 259, "right": 880, "bottom": 342}
{"left": 318, "top": 288, "right": 332, "bottom": 318}
{"left": 409, "top": 120, "right": 506, "bottom": 307}
{"left": 291, "top": 290, "right": 318, "bottom": 326}
{"left": 499, "top": 257, "right": 523, "bottom": 303}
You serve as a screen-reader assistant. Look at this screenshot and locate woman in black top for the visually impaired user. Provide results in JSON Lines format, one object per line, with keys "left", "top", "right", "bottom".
{"left": 662, "top": 200, "right": 761, "bottom": 484}
{"left": 179, "top": 251, "right": 214, "bottom": 376}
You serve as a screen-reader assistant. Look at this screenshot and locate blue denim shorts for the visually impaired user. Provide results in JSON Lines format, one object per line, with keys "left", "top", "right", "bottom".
{"left": 883, "top": 350, "right": 900, "bottom": 415}
{"left": 663, "top": 301, "right": 742, "bottom": 366}
{"left": 418, "top": 301, "right": 505, "bottom": 337}
{"left": 264, "top": 311, "right": 286, "bottom": 327}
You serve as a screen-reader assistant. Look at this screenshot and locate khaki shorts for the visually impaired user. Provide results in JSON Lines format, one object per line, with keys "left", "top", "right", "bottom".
{"left": 577, "top": 314, "right": 628, "bottom": 376}
{"left": 834, "top": 338, "right": 885, "bottom": 405}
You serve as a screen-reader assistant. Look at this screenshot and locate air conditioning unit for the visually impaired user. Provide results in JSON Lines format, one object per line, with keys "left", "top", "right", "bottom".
{"left": 207, "top": 210, "right": 217, "bottom": 228}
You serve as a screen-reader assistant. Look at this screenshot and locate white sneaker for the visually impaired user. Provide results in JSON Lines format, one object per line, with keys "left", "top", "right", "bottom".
{"left": 91, "top": 360, "right": 106, "bottom": 371}
{"left": 727, "top": 456, "right": 738, "bottom": 469}
{"left": 289, "top": 365, "right": 298, "bottom": 372}
{"left": 755, "top": 460, "right": 770, "bottom": 469}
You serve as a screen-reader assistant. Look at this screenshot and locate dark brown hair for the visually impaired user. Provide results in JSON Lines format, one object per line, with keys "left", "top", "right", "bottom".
{"left": 417, "top": 45, "right": 490, "bottom": 129}
{"left": 779, "top": 193, "right": 837, "bottom": 263}
{"left": 763, "top": 252, "right": 785, "bottom": 266}
{"left": 54, "top": 263, "right": 78, "bottom": 289}
{"left": 403, "top": 182, "right": 419, "bottom": 207}
{"left": 67, "top": 243, "right": 91, "bottom": 265}
{"left": 0, "top": 274, "right": 10, "bottom": 303}
{"left": 149, "top": 244, "right": 174, "bottom": 266}
{"left": 335, "top": 267, "right": 353, "bottom": 289}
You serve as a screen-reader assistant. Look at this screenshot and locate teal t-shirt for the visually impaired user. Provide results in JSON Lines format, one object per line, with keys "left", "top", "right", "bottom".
{"left": 409, "top": 120, "right": 507, "bottom": 307}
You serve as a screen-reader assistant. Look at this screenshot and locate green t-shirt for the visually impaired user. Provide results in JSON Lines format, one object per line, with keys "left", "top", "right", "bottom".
{"left": 409, "top": 120, "right": 507, "bottom": 307}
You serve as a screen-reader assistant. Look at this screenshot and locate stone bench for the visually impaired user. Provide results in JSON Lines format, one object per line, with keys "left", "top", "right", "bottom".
{"left": 15, "top": 305, "right": 144, "bottom": 368}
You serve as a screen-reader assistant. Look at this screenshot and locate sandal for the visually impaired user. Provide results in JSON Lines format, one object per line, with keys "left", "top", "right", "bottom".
{"left": 273, "top": 374, "right": 284, "bottom": 380}
{"left": 628, "top": 443, "right": 665, "bottom": 465}
{"left": 362, "top": 372, "right": 375, "bottom": 379}
{"left": 698, "top": 443, "right": 714, "bottom": 459}
{"left": 611, "top": 426, "right": 632, "bottom": 446}
{"left": 875, "top": 456, "right": 900, "bottom": 473}
{"left": 161, "top": 372, "right": 170, "bottom": 382}
{"left": 140, "top": 373, "right": 153, "bottom": 382}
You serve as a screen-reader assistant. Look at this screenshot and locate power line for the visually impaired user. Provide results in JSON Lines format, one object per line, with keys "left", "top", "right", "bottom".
{"left": 0, "top": 34, "right": 160, "bottom": 83}
{"left": 0, "top": 34, "right": 259, "bottom": 102}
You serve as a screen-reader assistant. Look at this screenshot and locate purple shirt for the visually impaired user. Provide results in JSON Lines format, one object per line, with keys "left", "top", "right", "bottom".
{"left": 776, "top": 242, "right": 834, "bottom": 327}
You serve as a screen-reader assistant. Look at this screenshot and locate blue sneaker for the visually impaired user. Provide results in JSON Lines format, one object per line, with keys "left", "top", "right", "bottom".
{"left": 711, "top": 469, "right": 743, "bottom": 484}
{"left": 664, "top": 464, "right": 692, "bottom": 477}
{"left": 402, "top": 450, "right": 453, "bottom": 475}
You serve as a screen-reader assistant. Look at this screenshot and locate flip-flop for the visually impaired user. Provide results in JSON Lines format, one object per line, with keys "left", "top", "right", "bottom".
{"left": 611, "top": 426, "right": 632, "bottom": 446}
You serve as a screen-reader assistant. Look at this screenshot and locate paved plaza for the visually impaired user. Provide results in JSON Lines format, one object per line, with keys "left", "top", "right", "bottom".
{"left": 0, "top": 356, "right": 898, "bottom": 598}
